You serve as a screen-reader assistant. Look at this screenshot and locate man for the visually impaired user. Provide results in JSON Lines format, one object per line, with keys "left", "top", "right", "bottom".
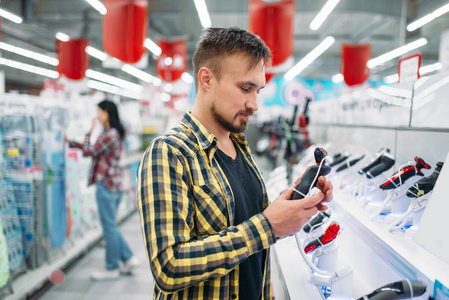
{"left": 137, "top": 27, "right": 333, "bottom": 299}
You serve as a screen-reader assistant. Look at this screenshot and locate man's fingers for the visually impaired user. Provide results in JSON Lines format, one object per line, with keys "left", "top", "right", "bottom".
{"left": 292, "top": 176, "right": 302, "bottom": 188}
{"left": 299, "top": 192, "right": 324, "bottom": 208}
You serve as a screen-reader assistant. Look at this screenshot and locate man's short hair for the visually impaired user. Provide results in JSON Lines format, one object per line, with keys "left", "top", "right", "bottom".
{"left": 192, "top": 27, "right": 271, "bottom": 91}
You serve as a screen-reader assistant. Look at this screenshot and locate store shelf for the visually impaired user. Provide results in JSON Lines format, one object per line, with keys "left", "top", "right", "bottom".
{"left": 272, "top": 236, "right": 323, "bottom": 299}
{"left": 1, "top": 210, "right": 137, "bottom": 300}
{"left": 332, "top": 189, "right": 449, "bottom": 291}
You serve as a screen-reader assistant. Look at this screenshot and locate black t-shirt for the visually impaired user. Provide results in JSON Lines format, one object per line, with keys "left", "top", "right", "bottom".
{"left": 215, "top": 142, "right": 264, "bottom": 300}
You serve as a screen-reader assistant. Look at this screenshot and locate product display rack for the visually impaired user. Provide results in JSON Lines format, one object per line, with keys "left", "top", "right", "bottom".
{"left": 0, "top": 95, "right": 144, "bottom": 299}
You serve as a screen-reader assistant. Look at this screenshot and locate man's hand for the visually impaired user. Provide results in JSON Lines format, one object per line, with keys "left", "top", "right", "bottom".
{"left": 264, "top": 176, "right": 333, "bottom": 239}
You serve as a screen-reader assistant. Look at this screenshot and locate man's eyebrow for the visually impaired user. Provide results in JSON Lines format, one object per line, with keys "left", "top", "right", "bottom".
{"left": 239, "top": 81, "right": 265, "bottom": 89}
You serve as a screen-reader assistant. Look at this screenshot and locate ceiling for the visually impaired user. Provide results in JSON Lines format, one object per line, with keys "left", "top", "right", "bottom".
{"left": 0, "top": 0, "right": 448, "bottom": 92}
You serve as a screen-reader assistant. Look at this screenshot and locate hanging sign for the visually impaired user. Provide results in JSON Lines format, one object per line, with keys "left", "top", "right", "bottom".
{"left": 341, "top": 44, "right": 371, "bottom": 86}
{"left": 156, "top": 38, "right": 187, "bottom": 82}
{"left": 398, "top": 53, "right": 421, "bottom": 83}
{"left": 103, "top": 0, "right": 148, "bottom": 63}
{"left": 56, "top": 38, "right": 89, "bottom": 80}
{"left": 249, "top": 0, "right": 295, "bottom": 82}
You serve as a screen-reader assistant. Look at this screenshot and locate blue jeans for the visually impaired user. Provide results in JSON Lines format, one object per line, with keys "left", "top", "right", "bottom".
{"left": 96, "top": 183, "right": 133, "bottom": 270}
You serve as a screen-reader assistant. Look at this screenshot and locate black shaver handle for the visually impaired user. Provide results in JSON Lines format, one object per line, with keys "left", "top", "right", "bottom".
{"left": 290, "top": 165, "right": 332, "bottom": 200}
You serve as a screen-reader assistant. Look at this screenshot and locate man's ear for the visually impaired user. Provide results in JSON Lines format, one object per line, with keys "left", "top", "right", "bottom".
{"left": 198, "top": 67, "right": 213, "bottom": 91}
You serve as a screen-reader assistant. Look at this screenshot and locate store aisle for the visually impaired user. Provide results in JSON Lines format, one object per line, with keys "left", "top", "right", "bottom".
{"left": 40, "top": 212, "right": 154, "bottom": 300}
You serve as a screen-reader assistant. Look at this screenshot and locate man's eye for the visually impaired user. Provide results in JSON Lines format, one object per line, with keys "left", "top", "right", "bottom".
{"left": 241, "top": 87, "right": 249, "bottom": 92}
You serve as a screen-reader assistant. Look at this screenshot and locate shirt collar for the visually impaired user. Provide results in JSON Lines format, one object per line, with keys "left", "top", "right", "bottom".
{"left": 180, "top": 111, "right": 248, "bottom": 150}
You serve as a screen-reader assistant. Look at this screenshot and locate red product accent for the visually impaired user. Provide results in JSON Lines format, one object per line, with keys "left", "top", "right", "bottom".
{"left": 341, "top": 44, "right": 371, "bottom": 86}
{"left": 248, "top": 0, "right": 295, "bottom": 82}
{"left": 156, "top": 39, "right": 187, "bottom": 82}
{"left": 381, "top": 166, "right": 415, "bottom": 188}
{"left": 304, "top": 245, "right": 316, "bottom": 254}
{"left": 415, "top": 156, "right": 431, "bottom": 170}
{"left": 321, "top": 222, "right": 340, "bottom": 244}
{"left": 56, "top": 38, "right": 89, "bottom": 80}
{"left": 103, "top": 0, "right": 148, "bottom": 63}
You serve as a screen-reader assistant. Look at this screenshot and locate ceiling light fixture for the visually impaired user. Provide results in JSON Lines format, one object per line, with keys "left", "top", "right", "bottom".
{"left": 0, "top": 42, "right": 59, "bottom": 66}
{"left": 85, "top": 69, "right": 144, "bottom": 93}
{"left": 284, "top": 36, "right": 335, "bottom": 81}
{"left": 85, "top": 0, "right": 107, "bottom": 15}
{"left": 0, "top": 8, "right": 23, "bottom": 24}
{"left": 55, "top": 32, "right": 70, "bottom": 42}
{"left": 367, "top": 38, "right": 427, "bottom": 68}
{"left": 193, "top": 0, "right": 212, "bottom": 28}
{"left": 164, "top": 57, "right": 173, "bottom": 66}
{"left": 121, "top": 64, "right": 157, "bottom": 83}
{"left": 153, "top": 78, "right": 162, "bottom": 86}
{"left": 164, "top": 83, "right": 173, "bottom": 93}
{"left": 383, "top": 74, "right": 399, "bottom": 84}
{"left": 144, "top": 38, "right": 162, "bottom": 57}
{"left": 332, "top": 73, "right": 344, "bottom": 83}
{"left": 419, "top": 62, "right": 442, "bottom": 75}
{"left": 181, "top": 72, "right": 194, "bottom": 84}
{"left": 407, "top": 2, "right": 449, "bottom": 32}
{"left": 310, "top": 0, "right": 340, "bottom": 31}
{"left": 85, "top": 46, "right": 108, "bottom": 61}
{"left": 88, "top": 80, "right": 141, "bottom": 100}
{"left": 0, "top": 57, "right": 59, "bottom": 79}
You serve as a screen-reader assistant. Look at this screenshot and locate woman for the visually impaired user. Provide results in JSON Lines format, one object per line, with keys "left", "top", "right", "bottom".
{"left": 65, "top": 99, "right": 138, "bottom": 281}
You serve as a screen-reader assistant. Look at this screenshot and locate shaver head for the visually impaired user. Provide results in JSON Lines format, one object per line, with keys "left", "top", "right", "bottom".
{"left": 414, "top": 156, "right": 431, "bottom": 174}
{"left": 314, "top": 147, "right": 329, "bottom": 164}
{"left": 406, "top": 161, "right": 444, "bottom": 198}
{"left": 304, "top": 221, "right": 341, "bottom": 254}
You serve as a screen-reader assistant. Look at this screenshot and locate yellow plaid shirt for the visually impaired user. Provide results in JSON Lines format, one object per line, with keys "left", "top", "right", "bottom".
{"left": 137, "top": 111, "right": 276, "bottom": 299}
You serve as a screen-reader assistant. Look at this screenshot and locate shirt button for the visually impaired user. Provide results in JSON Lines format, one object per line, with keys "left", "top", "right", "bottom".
{"left": 231, "top": 295, "right": 237, "bottom": 299}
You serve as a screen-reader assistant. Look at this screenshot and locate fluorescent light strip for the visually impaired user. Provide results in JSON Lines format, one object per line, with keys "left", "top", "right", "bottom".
{"left": 367, "top": 38, "right": 427, "bottom": 68}
{"left": 85, "top": 46, "right": 107, "bottom": 61}
{"left": 384, "top": 74, "right": 399, "bottom": 84}
{"left": 310, "top": 0, "right": 340, "bottom": 31}
{"left": 56, "top": 32, "right": 70, "bottom": 42}
{"left": 85, "top": 69, "right": 144, "bottom": 93}
{"left": 420, "top": 62, "right": 442, "bottom": 75}
{"left": 284, "top": 36, "right": 335, "bottom": 81}
{"left": 407, "top": 2, "right": 449, "bottom": 32}
{"left": 433, "top": 2, "right": 449, "bottom": 17}
{"left": 0, "top": 42, "right": 59, "bottom": 66}
{"left": 0, "top": 8, "right": 23, "bottom": 24}
{"left": 0, "top": 57, "right": 59, "bottom": 79}
{"left": 182, "top": 72, "right": 194, "bottom": 84}
{"left": 153, "top": 78, "right": 162, "bottom": 86}
{"left": 193, "top": 0, "right": 212, "bottom": 28}
{"left": 88, "top": 80, "right": 141, "bottom": 100}
{"left": 406, "top": 14, "right": 434, "bottom": 32}
{"left": 85, "top": 0, "right": 107, "bottom": 15}
{"left": 144, "top": 38, "right": 162, "bottom": 56}
{"left": 121, "top": 64, "right": 157, "bottom": 83}
{"left": 332, "top": 73, "right": 343, "bottom": 83}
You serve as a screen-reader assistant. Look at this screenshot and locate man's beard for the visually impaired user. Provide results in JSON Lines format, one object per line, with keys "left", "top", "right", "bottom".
{"left": 211, "top": 103, "right": 252, "bottom": 133}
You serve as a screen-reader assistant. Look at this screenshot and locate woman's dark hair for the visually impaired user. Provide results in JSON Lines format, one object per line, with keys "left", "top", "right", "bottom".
{"left": 97, "top": 99, "right": 125, "bottom": 140}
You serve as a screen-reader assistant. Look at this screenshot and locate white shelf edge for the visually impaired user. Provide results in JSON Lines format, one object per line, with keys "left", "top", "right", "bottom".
{"left": 332, "top": 189, "right": 449, "bottom": 289}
